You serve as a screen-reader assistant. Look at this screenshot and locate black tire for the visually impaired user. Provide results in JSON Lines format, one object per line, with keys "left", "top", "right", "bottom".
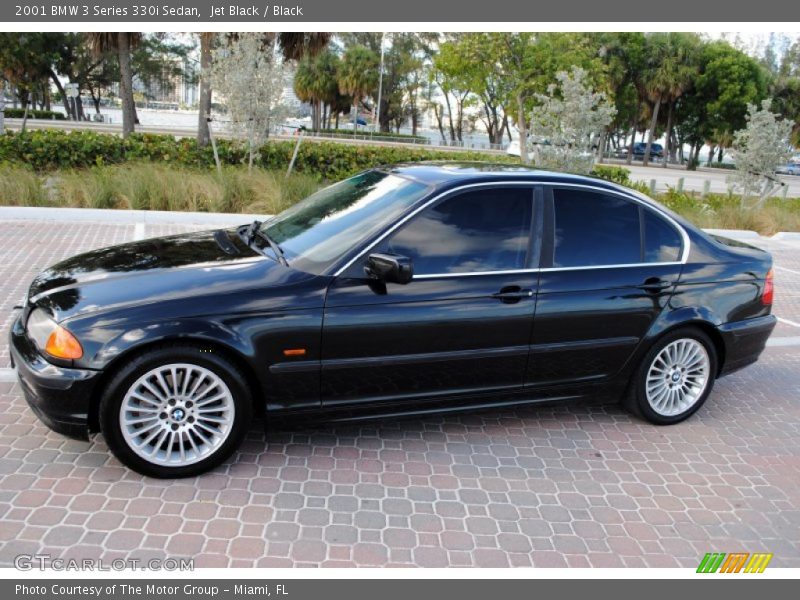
{"left": 624, "top": 327, "right": 718, "bottom": 425}
{"left": 99, "top": 344, "right": 253, "bottom": 478}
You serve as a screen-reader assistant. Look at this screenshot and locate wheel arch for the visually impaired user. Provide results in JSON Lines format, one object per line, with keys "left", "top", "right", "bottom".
{"left": 641, "top": 311, "right": 726, "bottom": 378}
{"left": 87, "top": 336, "right": 265, "bottom": 432}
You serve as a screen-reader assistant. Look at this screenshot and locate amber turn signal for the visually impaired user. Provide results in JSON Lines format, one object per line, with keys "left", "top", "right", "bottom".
{"left": 45, "top": 325, "right": 83, "bottom": 359}
{"left": 282, "top": 348, "right": 307, "bottom": 357}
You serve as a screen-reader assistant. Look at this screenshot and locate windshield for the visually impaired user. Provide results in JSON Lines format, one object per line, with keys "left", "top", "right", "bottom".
{"left": 260, "top": 171, "right": 430, "bottom": 274}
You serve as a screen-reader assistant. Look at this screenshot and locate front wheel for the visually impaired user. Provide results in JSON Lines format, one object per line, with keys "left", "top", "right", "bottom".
{"left": 626, "top": 328, "right": 717, "bottom": 424}
{"left": 99, "top": 345, "right": 252, "bottom": 478}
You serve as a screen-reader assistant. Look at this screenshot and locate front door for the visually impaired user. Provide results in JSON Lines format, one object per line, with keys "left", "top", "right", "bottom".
{"left": 322, "top": 184, "right": 540, "bottom": 407}
{"left": 528, "top": 185, "right": 685, "bottom": 388}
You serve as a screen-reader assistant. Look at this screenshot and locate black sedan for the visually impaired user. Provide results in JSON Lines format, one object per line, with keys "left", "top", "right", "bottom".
{"left": 11, "top": 163, "right": 776, "bottom": 477}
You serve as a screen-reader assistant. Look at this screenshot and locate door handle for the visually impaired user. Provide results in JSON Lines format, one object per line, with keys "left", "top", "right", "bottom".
{"left": 492, "top": 286, "right": 534, "bottom": 303}
{"left": 637, "top": 278, "right": 672, "bottom": 292}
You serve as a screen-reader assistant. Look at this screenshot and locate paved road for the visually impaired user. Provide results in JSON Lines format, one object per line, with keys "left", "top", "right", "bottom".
{"left": 2, "top": 118, "right": 492, "bottom": 155}
{"left": 0, "top": 217, "right": 798, "bottom": 568}
{"left": 619, "top": 163, "right": 800, "bottom": 196}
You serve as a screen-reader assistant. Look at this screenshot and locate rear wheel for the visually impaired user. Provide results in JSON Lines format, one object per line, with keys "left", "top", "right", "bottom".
{"left": 626, "top": 328, "right": 717, "bottom": 424}
{"left": 99, "top": 345, "right": 252, "bottom": 478}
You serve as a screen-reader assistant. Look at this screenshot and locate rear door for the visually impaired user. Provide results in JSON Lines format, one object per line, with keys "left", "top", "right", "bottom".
{"left": 322, "top": 184, "right": 541, "bottom": 407}
{"left": 527, "top": 185, "right": 685, "bottom": 388}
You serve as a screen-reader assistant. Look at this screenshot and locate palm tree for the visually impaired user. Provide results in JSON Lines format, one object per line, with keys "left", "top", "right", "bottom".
{"left": 197, "top": 32, "right": 214, "bottom": 147}
{"left": 87, "top": 33, "right": 142, "bottom": 138}
{"left": 276, "top": 33, "right": 332, "bottom": 61}
{"left": 294, "top": 50, "right": 340, "bottom": 131}
{"left": 642, "top": 33, "right": 698, "bottom": 167}
{"left": 338, "top": 46, "right": 379, "bottom": 134}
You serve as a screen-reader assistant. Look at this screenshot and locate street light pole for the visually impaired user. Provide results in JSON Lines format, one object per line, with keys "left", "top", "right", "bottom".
{"left": 375, "top": 32, "right": 386, "bottom": 134}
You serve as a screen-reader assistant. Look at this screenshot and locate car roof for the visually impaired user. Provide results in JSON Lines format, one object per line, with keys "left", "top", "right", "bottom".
{"left": 379, "top": 161, "right": 621, "bottom": 189}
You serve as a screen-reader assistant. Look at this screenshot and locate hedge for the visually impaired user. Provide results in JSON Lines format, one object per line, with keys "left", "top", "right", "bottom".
{"left": 2, "top": 108, "right": 66, "bottom": 120}
{"left": 0, "top": 130, "right": 521, "bottom": 180}
{"left": 0, "top": 130, "right": 638, "bottom": 185}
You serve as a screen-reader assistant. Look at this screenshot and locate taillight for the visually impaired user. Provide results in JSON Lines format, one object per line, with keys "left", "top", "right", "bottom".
{"left": 762, "top": 268, "right": 774, "bottom": 305}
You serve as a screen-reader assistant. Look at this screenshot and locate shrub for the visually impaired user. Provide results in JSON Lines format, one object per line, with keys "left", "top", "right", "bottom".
{"left": 591, "top": 165, "right": 632, "bottom": 186}
{"left": 2, "top": 108, "right": 67, "bottom": 120}
{"left": 0, "top": 130, "right": 516, "bottom": 177}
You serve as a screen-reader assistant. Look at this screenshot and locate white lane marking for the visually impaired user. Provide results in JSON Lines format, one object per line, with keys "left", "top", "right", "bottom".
{"left": 0, "top": 368, "right": 17, "bottom": 382}
{"left": 776, "top": 316, "right": 800, "bottom": 329}
{"left": 132, "top": 222, "right": 146, "bottom": 241}
{"left": 767, "top": 336, "right": 800, "bottom": 347}
{"left": 774, "top": 265, "right": 800, "bottom": 276}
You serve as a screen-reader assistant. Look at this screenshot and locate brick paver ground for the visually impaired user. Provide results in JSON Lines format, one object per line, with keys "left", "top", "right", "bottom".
{"left": 0, "top": 218, "right": 798, "bottom": 568}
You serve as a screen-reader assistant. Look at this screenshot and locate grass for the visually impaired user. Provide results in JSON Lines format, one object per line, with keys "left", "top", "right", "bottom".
{"left": 657, "top": 188, "right": 800, "bottom": 236}
{"left": 1, "top": 163, "right": 799, "bottom": 235}
{"left": 0, "top": 164, "right": 50, "bottom": 206}
{"left": 0, "top": 164, "right": 320, "bottom": 214}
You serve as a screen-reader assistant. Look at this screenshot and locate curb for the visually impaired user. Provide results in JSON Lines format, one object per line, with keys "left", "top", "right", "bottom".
{"left": 2, "top": 207, "right": 798, "bottom": 242}
{"left": 701, "top": 228, "right": 762, "bottom": 239}
{"left": 771, "top": 232, "right": 800, "bottom": 241}
{"left": 0, "top": 206, "right": 264, "bottom": 227}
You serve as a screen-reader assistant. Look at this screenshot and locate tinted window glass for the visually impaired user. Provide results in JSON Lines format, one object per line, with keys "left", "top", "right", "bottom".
{"left": 644, "top": 210, "right": 682, "bottom": 262}
{"left": 385, "top": 188, "right": 533, "bottom": 275}
{"left": 553, "top": 189, "right": 641, "bottom": 267}
{"left": 261, "top": 171, "right": 429, "bottom": 275}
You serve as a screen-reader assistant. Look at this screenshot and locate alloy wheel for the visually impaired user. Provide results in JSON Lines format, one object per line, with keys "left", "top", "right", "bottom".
{"left": 645, "top": 338, "right": 710, "bottom": 417}
{"left": 119, "top": 363, "right": 235, "bottom": 467}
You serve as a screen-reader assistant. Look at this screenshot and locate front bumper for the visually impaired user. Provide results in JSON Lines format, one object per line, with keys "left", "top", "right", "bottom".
{"left": 9, "top": 315, "right": 101, "bottom": 440}
{"left": 718, "top": 314, "right": 777, "bottom": 376}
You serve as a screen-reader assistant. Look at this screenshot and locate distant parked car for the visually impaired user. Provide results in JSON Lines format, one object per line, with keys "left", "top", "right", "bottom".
{"left": 776, "top": 162, "right": 800, "bottom": 176}
{"left": 616, "top": 143, "right": 664, "bottom": 161}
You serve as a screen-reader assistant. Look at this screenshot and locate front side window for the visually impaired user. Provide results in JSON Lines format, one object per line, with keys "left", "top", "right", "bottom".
{"left": 383, "top": 187, "right": 534, "bottom": 275}
{"left": 552, "top": 188, "right": 641, "bottom": 268}
{"left": 261, "top": 171, "right": 430, "bottom": 274}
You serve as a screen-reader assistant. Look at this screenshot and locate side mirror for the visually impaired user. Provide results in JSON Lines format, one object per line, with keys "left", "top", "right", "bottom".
{"left": 365, "top": 253, "right": 413, "bottom": 285}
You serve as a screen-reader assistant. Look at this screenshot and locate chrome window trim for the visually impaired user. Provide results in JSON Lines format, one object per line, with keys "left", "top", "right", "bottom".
{"left": 331, "top": 179, "right": 690, "bottom": 278}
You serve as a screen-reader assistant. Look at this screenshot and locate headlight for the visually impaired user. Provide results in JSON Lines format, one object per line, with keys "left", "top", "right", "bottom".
{"left": 26, "top": 309, "right": 83, "bottom": 360}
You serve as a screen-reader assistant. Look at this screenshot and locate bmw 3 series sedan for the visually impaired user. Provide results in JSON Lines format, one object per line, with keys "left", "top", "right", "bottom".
{"left": 11, "top": 163, "right": 776, "bottom": 477}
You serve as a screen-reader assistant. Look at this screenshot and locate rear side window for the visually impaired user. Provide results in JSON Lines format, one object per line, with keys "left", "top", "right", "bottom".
{"left": 552, "top": 189, "right": 640, "bottom": 267}
{"left": 644, "top": 210, "right": 682, "bottom": 262}
{"left": 385, "top": 187, "right": 533, "bottom": 275}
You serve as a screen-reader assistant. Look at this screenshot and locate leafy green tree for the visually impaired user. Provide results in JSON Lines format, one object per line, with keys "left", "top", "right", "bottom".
{"left": 433, "top": 33, "right": 511, "bottom": 145}
{"left": 473, "top": 33, "right": 606, "bottom": 163}
{"left": 0, "top": 33, "right": 58, "bottom": 130}
{"left": 771, "top": 76, "right": 800, "bottom": 147}
{"left": 432, "top": 35, "right": 476, "bottom": 143}
{"left": 696, "top": 41, "right": 769, "bottom": 165}
{"left": 47, "top": 33, "right": 111, "bottom": 119}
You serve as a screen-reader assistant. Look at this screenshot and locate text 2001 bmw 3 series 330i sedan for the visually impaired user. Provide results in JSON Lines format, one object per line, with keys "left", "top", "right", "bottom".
{"left": 11, "top": 163, "right": 776, "bottom": 477}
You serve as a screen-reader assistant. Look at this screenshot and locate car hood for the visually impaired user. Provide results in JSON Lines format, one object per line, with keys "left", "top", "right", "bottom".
{"left": 27, "top": 228, "right": 316, "bottom": 321}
